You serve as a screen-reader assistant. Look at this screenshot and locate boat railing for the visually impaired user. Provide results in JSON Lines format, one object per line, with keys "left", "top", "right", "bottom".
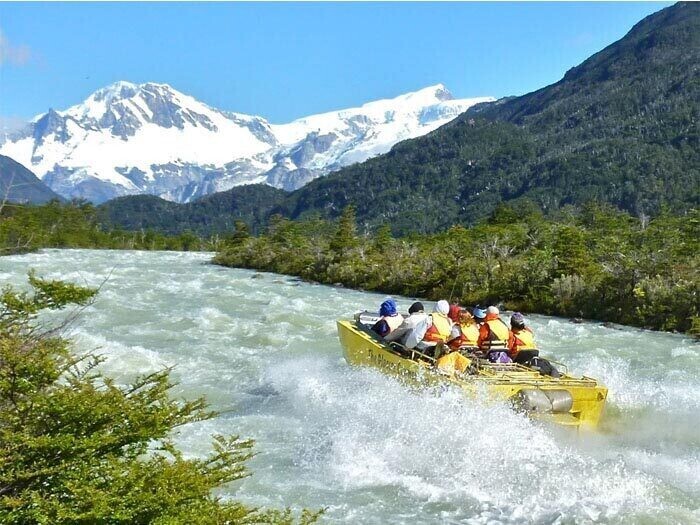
{"left": 347, "top": 315, "right": 596, "bottom": 387}
{"left": 454, "top": 357, "right": 596, "bottom": 386}
{"left": 406, "top": 346, "right": 436, "bottom": 364}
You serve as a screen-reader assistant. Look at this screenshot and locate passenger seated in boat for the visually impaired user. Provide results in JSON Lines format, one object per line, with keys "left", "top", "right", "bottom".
{"left": 404, "top": 300, "right": 453, "bottom": 356}
{"left": 477, "top": 306, "right": 512, "bottom": 363}
{"left": 508, "top": 313, "right": 560, "bottom": 377}
{"left": 371, "top": 298, "right": 403, "bottom": 338}
{"left": 447, "top": 306, "right": 480, "bottom": 352}
{"left": 508, "top": 312, "right": 539, "bottom": 364}
{"left": 384, "top": 301, "right": 428, "bottom": 343}
{"left": 447, "top": 303, "right": 462, "bottom": 325}
{"left": 472, "top": 307, "right": 486, "bottom": 326}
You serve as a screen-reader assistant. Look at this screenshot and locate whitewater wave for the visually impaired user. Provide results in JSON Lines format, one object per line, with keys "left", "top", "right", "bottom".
{"left": 2, "top": 249, "right": 698, "bottom": 524}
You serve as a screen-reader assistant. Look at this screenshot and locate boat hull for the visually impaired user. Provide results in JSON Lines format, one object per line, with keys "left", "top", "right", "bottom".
{"left": 337, "top": 320, "right": 607, "bottom": 428}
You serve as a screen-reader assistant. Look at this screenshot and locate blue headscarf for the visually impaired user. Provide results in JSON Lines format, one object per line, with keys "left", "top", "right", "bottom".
{"left": 379, "top": 298, "right": 398, "bottom": 317}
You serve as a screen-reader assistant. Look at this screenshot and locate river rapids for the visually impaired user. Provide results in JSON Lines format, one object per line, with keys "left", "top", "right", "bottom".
{"left": 1, "top": 250, "right": 698, "bottom": 524}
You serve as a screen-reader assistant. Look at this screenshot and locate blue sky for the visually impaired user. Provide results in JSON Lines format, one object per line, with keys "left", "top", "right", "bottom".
{"left": 0, "top": 2, "right": 671, "bottom": 126}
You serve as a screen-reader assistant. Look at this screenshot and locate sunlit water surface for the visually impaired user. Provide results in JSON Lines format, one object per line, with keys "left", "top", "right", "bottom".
{"left": 1, "top": 250, "right": 698, "bottom": 524}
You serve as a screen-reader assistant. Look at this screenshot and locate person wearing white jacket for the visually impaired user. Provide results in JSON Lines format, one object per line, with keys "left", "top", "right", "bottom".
{"left": 384, "top": 302, "right": 428, "bottom": 344}
{"left": 404, "top": 300, "right": 453, "bottom": 352}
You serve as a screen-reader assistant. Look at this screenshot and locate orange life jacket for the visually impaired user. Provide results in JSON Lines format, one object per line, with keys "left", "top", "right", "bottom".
{"left": 510, "top": 327, "right": 537, "bottom": 356}
{"left": 423, "top": 313, "right": 453, "bottom": 343}
{"left": 479, "top": 317, "right": 510, "bottom": 350}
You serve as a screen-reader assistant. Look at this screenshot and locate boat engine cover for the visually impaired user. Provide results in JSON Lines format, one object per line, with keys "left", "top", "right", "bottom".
{"left": 515, "top": 389, "right": 552, "bottom": 413}
{"left": 544, "top": 389, "right": 573, "bottom": 413}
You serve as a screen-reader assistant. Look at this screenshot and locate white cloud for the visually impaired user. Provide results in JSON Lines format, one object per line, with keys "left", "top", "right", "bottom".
{"left": 0, "top": 30, "right": 32, "bottom": 67}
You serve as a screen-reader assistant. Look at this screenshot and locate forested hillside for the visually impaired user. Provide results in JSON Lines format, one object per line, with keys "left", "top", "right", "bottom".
{"left": 104, "top": 3, "right": 698, "bottom": 236}
{"left": 0, "top": 200, "right": 216, "bottom": 254}
{"left": 280, "top": 2, "right": 699, "bottom": 233}
{"left": 100, "top": 185, "right": 286, "bottom": 235}
{"left": 0, "top": 155, "right": 63, "bottom": 204}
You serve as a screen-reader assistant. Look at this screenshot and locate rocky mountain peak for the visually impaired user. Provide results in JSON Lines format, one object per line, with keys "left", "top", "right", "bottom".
{"left": 1, "top": 82, "right": 492, "bottom": 203}
{"left": 433, "top": 83, "right": 454, "bottom": 101}
{"left": 92, "top": 81, "right": 139, "bottom": 103}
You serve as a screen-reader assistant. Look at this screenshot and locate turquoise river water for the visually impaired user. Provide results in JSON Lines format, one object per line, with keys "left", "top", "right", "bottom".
{"left": 1, "top": 249, "right": 698, "bottom": 524}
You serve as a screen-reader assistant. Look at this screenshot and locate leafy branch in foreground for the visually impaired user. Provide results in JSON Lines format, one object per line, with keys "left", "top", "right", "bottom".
{"left": 0, "top": 274, "right": 320, "bottom": 524}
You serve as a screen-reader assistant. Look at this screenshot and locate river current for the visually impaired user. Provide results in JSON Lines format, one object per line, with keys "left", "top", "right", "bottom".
{"left": 1, "top": 249, "right": 698, "bottom": 524}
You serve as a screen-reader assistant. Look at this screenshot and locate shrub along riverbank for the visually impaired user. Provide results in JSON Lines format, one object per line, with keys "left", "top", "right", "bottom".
{"left": 2, "top": 199, "right": 697, "bottom": 336}
{"left": 0, "top": 200, "right": 219, "bottom": 255}
{"left": 0, "top": 203, "right": 320, "bottom": 522}
{"left": 214, "top": 204, "right": 699, "bottom": 336}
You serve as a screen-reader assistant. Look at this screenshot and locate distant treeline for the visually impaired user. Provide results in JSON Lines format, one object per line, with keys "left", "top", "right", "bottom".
{"left": 3, "top": 199, "right": 698, "bottom": 336}
{"left": 0, "top": 200, "right": 219, "bottom": 254}
{"left": 214, "top": 203, "right": 700, "bottom": 336}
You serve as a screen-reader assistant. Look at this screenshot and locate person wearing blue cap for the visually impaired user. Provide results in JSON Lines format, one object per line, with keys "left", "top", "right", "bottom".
{"left": 472, "top": 307, "right": 486, "bottom": 323}
{"left": 371, "top": 298, "right": 403, "bottom": 338}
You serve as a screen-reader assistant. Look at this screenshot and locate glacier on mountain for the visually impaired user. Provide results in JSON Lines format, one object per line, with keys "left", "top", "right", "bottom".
{"left": 0, "top": 81, "right": 494, "bottom": 203}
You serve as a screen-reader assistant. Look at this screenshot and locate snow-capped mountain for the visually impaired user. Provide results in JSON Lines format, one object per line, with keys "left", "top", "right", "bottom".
{"left": 0, "top": 82, "right": 494, "bottom": 203}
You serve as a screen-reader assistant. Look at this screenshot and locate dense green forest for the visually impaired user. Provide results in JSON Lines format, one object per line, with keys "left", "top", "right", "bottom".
{"left": 99, "top": 184, "right": 287, "bottom": 236}
{"left": 215, "top": 203, "right": 699, "bottom": 336}
{"left": 0, "top": 200, "right": 217, "bottom": 255}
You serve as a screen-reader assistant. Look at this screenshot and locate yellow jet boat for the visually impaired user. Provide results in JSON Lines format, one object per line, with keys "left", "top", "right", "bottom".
{"left": 337, "top": 313, "right": 607, "bottom": 428}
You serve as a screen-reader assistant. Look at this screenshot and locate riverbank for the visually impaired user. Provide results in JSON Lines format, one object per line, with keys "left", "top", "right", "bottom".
{"left": 214, "top": 205, "right": 699, "bottom": 336}
{"left": 3, "top": 200, "right": 697, "bottom": 336}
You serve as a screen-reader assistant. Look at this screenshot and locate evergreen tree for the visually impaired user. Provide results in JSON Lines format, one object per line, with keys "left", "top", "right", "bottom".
{"left": 230, "top": 220, "right": 251, "bottom": 245}
{"left": 552, "top": 226, "right": 594, "bottom": 277}
{"left": 373, "top": 224, "right": 393, "bottom": 251}
{"left": 329, "top": 206, "right": 359, "bottom": 256}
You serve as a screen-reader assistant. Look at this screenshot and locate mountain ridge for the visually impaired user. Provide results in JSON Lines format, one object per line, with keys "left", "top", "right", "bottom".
{"left": 0, "top": 155, "right": 63, "bottom": 204}
{"left": 279, "top": 1, "right": 699, "bottom": 232}
{"left": 0, "top": 83, "right": 493, "bottom": 204}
